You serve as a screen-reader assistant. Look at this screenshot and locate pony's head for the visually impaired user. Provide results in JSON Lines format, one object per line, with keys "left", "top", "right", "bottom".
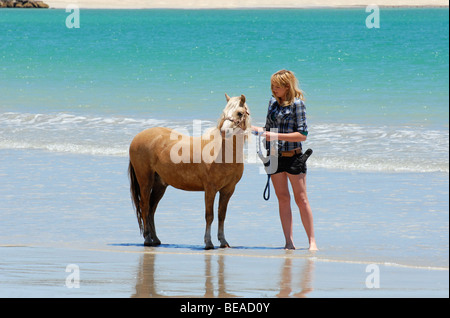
{"left": 218, "top": 94, "right": 251, "bottom": 132}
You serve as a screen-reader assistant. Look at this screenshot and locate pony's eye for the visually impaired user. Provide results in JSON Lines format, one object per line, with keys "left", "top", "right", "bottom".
{"left": 237, "top": 112, "right": 243, "bottom": 117}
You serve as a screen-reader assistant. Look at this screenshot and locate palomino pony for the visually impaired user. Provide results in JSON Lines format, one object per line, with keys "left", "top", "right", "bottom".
{"left": 128, "top": 94, "right": 251, "bottom": 249}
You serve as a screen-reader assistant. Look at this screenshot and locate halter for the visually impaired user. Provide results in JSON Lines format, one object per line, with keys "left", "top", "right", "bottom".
{"left": 225, "top": 110, "right": 250, "bottom": 130}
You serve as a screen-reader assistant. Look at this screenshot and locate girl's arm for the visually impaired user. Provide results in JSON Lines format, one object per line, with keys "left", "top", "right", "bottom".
{"left": 251, "top": 125, "right": 264, "bottom": 133}
{"left": 263, "top": 131, "right": 307, "bottom": 142}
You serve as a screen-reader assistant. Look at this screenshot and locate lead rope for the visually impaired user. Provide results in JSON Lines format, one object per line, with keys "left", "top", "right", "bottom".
{"left": 256, "top": 131, "right": 313, "bottom": 201}
{"left": 263, "top": 174, "right": 271, "bottom": 201}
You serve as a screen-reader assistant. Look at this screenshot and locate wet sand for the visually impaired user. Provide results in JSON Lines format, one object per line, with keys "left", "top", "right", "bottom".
{"left": 0, "top": 149, "right": 448, "bottom": 298}
{"left": 1, "top": 245, "right": 448, "bottom": 298}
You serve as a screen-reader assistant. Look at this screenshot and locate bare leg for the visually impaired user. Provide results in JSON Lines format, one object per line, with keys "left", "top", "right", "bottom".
{"left": 271, "top": 172, "right": 295, "bottom": 249}
{"left": 287, "top": 173, "right": 318, "bottom": 251}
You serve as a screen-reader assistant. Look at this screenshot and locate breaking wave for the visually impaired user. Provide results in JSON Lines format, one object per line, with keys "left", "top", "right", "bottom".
{"left": 1, "top": 112, "right": 448, "bottom": 173}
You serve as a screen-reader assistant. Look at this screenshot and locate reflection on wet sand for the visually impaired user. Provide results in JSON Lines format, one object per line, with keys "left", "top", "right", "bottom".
{"left": 276, "top": 258, "right": 314, "bottom": 298}
{"left": 131, "top": 253, "right": 238, "bottom": 298}
{"left": 131, "top": 250, "right": 315, "bottom": 298}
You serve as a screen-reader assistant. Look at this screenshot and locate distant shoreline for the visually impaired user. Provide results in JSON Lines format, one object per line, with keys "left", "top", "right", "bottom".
{"left": 2, "top": 1, "right": 447, "bottom": 9}
{"left": 2, "top": 0, "right": 448, "bottom": 9}
{"left": 43, "top": 1, "right": 449, "bottom": 9}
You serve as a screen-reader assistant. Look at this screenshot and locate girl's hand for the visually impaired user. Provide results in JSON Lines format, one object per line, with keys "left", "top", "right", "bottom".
{"left": 251, "top": 125, "right": 264, "bottom": 136}
{"left": 263, "top": 131, "right": 277, "bottom": 141}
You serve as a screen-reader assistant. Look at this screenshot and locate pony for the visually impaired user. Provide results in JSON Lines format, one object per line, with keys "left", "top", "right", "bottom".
{"left": 128, "top": 94, "right": 251, "bottom": 249}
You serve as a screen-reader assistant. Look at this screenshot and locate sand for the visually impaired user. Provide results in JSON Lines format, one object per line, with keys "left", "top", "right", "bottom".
{"left": 0, "top": 149, "right": 448, "bottom": 298}
{"left": 45, "top": 0, "right": 449, "bottom": 9}
{"left": 1, "top": 245, "right": 448, "bottom": 299}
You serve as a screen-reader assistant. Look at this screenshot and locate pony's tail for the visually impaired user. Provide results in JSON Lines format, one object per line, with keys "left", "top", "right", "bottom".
{"left": 128, "top": 161, "right": 144, "bottom": 234}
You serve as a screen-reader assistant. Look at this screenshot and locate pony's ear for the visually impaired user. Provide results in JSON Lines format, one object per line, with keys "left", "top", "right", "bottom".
{"left": 240, "top": 94, "right": 246, "bottom": 104}
{"left": 225, "top": 93, "right": 231, "bottom": 102}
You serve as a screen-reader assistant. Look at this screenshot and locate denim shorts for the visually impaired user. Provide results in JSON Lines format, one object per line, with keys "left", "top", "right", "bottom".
{"left": 271, "top": 152, "right": 307, "bottom": 175}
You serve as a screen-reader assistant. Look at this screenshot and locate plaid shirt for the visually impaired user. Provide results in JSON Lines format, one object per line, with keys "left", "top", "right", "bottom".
{"left": 264, "top": 96, "right": 308, "bottom": 152}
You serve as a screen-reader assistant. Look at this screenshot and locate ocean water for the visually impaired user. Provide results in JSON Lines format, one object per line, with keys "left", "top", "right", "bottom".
{"left": 0, "top": 8, "right": 448, "bottom": 172}
{"left": 0, "top": 8, "right": 448, "bottom": 297}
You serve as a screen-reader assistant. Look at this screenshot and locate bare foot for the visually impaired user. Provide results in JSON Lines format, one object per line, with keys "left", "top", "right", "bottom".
{"left": 284, "top": 243, "right": 296, "bottom": 250}
{"left": 308, "top": 241, "right": 318, "bottom": 251}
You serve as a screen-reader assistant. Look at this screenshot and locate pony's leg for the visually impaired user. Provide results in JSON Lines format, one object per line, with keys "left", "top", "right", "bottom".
{"left": 217, "top": 186, "right": 235, "bottom": 248}
{"left": 140, "top": 173, "right": 155, "bottom": 247}
{"left": 147, "top": 173, "right": 167, "bottom": 246}
{"left": 204, "top": 189, "right": 217, "bottom": 250}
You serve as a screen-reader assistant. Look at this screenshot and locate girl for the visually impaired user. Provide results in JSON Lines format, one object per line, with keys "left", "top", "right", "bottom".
{"left": 252, "top": 70, "right": 318, "bottom": 251}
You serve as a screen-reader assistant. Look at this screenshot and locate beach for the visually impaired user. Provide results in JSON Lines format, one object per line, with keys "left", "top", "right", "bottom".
{"left": 0, "top": 149, "right": 448, "bottom": 298}
{"left": 0, "top": 7, "right": 448, "bottom": 299}
{"left": 44, "top": 0, "right": 449, "bottom": 9}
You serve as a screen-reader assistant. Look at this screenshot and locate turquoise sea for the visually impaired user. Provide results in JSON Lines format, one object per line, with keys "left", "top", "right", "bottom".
{"left": 0, "top": 8, "right": 448, "bottom": 297}
{"left": 0, "top": 8, "right": 448, "bottom": 172}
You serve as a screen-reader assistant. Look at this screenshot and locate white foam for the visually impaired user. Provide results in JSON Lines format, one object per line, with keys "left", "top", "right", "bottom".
{"left": 1, "top": 111, "right": 448, "bottom": 173}
{"left": 0, "top": 112, "right": 167, "bottom": 128}
{"left": 0, "top": 140, "right": 128, "bottom": 157}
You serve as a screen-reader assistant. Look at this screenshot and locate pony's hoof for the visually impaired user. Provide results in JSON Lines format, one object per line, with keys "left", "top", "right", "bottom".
{"left": 144, "top": 236, "right": 153, "bottom": 246}
{"left": 151, "top": 240, "right": 161, "bottom": 247}
{"left": 205, "top": 244, "right": 215, "bottom": 250}
{"left": 220, "top": 243, "right": 230, "bottom": 248}
{"left": 144, "top": 239, "right": 161, "bottom": 247}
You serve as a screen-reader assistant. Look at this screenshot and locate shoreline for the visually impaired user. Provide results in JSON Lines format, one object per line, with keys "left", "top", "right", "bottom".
{"left": 48, "top": 6, "right": 450, "bottom": 9}
{"left": 1, "top": 148, "right": 448, "bottom": 269}
{"left": 0, "top": 148, "right": 448, "bottom": 297}
{"left": 43, "top": 1, "right": 449, "bottom": 9}
{"left": 2, "top": 0, "right": 448, "bottom": 9}
{"left": 1, "top": 245, "right": 447, "bottom": 298}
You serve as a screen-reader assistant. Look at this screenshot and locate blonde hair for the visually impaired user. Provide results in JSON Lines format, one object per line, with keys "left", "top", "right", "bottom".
{"left": 271, "top": 70, "right": 305, "bottom": 106}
